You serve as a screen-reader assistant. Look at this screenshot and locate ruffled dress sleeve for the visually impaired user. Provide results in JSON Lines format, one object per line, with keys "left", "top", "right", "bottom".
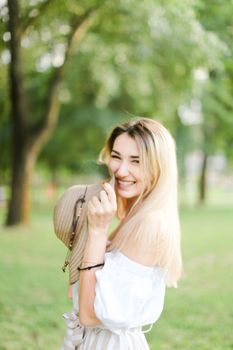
{"left": 94, "top": 250, "right": 166, "bottom": 333}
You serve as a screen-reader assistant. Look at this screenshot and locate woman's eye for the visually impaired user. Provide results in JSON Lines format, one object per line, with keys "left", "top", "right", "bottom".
{"left": 111, "top": 155, "right": 120, "bottom": 160}
{"left": 132, "top": 159, "right": 140, "bottom": 164}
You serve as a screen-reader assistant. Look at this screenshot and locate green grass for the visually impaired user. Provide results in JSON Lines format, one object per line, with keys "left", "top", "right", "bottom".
{"left": 0, "top": 203, "right": 233, "bottom": 350}
{"left": 148, "top": 205, "right": 233, "bottom": 350}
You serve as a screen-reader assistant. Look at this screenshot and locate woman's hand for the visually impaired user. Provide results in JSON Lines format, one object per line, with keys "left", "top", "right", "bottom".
{"left": 79, "top": 183, "right": 116, "bottom": 326}
{"left": 87, "top": 182, "right": 117, "bottom": 236}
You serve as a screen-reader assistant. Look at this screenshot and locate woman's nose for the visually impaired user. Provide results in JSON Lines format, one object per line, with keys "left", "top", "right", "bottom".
{"left": 115, "top": 161, "right": 129, "bottom": 177}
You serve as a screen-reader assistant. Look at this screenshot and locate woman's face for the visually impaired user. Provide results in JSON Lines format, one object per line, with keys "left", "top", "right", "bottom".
{"left": 108, "top": 133, "right": 143, "bottom": 202}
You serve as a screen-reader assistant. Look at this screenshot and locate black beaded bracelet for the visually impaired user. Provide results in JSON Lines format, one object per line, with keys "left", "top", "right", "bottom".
{"left": 77, "top": 263, "right": 104, "bottom": 271}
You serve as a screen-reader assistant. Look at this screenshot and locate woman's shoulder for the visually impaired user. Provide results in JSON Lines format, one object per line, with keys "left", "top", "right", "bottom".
{"left": 104, "top": 249, "right": 165, "bottom": 279}
{"left": 119, "top": 244, "right": 158, "bottom": 267}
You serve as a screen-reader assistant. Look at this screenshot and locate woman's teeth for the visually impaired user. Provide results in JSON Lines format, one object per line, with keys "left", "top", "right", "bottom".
{"left": 118, "top": 180, "right": 136, "bottom": 187}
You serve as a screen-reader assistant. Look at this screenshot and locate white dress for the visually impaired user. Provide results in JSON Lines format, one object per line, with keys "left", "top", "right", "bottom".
{"left": 66, "top": 250, "right": 166, "bottom": 350}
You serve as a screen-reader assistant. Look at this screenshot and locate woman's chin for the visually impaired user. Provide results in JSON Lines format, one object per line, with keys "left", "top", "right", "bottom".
{"left": 116, "top": 188, "right": 139, "bottom": 200}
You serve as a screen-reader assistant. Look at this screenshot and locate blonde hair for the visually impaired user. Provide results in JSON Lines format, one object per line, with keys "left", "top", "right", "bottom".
{"left": 99, "top": 117, "right": 182, "bottom": 287}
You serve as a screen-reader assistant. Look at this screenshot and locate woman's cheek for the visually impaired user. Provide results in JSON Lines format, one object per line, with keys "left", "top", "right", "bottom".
{"left": 108, "top": 160, "right": 118, "bottom": 173}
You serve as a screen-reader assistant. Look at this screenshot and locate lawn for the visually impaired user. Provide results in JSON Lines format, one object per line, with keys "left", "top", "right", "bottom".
{"left": 0, "top": 202, "right": 233, "bottom": 350}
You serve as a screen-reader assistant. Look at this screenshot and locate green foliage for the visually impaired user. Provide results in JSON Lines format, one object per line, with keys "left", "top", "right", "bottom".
{"left": 39, "top": 106, "right": 125, "bottom": 173}
{"left": 194, "top": 0, "right": 233, "bottom": 159}
{"left": 0, "top": 0, "right": 232, "bottom": 177}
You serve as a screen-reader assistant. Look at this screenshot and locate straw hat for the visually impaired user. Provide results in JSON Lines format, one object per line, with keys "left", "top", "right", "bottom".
{"left": 53, "top": 182, "right": 104, "bottom": 284}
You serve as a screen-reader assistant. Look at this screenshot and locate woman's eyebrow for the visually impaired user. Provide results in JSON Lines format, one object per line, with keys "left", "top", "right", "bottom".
{"left": 111, "top": 149, "right": 120, "bottom": 155}
{"left": 111, "top": 149, "right": 139, "bottom": 159}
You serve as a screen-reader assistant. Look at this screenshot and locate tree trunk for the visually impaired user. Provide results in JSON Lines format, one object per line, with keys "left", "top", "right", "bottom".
{"left": 198, "top": 152, "right": 208, "bottom": 204}
{"left": 6, "top": 144, "right": 36, "bottom": 225}
{"left": 5, "top": 0, "right": 98, "bottom": 226}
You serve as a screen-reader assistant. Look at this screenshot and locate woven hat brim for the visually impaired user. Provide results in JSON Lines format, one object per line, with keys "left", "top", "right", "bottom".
{"left": 53, "top": 183, "right": 104, "bottom": 284}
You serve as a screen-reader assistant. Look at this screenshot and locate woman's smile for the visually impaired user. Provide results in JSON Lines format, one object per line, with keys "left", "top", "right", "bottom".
{"left": 116, "top": 178, "right": 137, "bottom": 189}
{"left": 108, "top": 133, "right": 143, "bottom": 201}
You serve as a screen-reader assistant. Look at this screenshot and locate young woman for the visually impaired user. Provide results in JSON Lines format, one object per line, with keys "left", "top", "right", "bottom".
{"left": 70, "top": 117, "right": 182, "bottom": 349}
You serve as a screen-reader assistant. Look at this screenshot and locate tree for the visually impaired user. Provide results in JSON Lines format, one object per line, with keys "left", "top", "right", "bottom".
{"left": 194, "top": 0, "right": 233, "bottom": 202}
{"left": 4, "top": 0, "right": 100, "bottom": 225}
{"left": 39, "top": 106, "right": 123, "bottom": 179}
{"left": 1, "top": 0, "right": 225, "bottom": 225}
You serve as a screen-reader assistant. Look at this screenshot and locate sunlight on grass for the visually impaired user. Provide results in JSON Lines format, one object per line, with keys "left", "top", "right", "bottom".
{"left": 0, "top": 199, "right": 233, "bottom": 350}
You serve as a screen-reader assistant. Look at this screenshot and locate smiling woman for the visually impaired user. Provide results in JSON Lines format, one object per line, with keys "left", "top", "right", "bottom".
{"left": 56, "top": 117, "right": 182, "bottom": 350}
{"left": 108, "top": 133, "right": 143, "bottom": 202}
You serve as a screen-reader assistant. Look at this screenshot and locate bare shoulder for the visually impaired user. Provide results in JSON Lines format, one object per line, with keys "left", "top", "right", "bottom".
{"left": 120, "top": 239, "right": 158, "bottom": 267}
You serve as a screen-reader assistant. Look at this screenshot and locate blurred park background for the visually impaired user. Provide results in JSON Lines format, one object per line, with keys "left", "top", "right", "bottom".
{"left": 0, "top": 0, "right": 233, "bottom": 349}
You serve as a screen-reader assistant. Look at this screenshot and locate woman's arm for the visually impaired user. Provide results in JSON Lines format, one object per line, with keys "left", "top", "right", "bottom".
{"left": 78, "top": 233, "right": 107, "bottom": 326}
{"left": 78, "top": 183, "right": 116, "bottom": 326}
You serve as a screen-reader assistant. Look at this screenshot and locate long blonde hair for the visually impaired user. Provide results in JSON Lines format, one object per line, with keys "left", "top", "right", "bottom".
{"left": 99, "top": 117, "right": 182, "bottom": 287}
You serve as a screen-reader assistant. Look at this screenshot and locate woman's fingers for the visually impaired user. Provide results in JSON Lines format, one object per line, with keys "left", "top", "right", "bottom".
{"left": 87, "top": 185, "right": 116, "bottom": 234}
{"left": 91, "top": 196, "right": 103, "bottom": 212}
{"left": 98, "top": 191, "right": 109, "bottom": 211}
{"left": 87, "top": 183, "right": 117, "bottom": 231}
{"left": 102, "top": 182, "right": 117, "bottom": 210}
{"left": 87, "top": 199, "right": 97, "bottom": 213}
{"left": 88, "top": 191, "right": 113, "bottom": 214}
